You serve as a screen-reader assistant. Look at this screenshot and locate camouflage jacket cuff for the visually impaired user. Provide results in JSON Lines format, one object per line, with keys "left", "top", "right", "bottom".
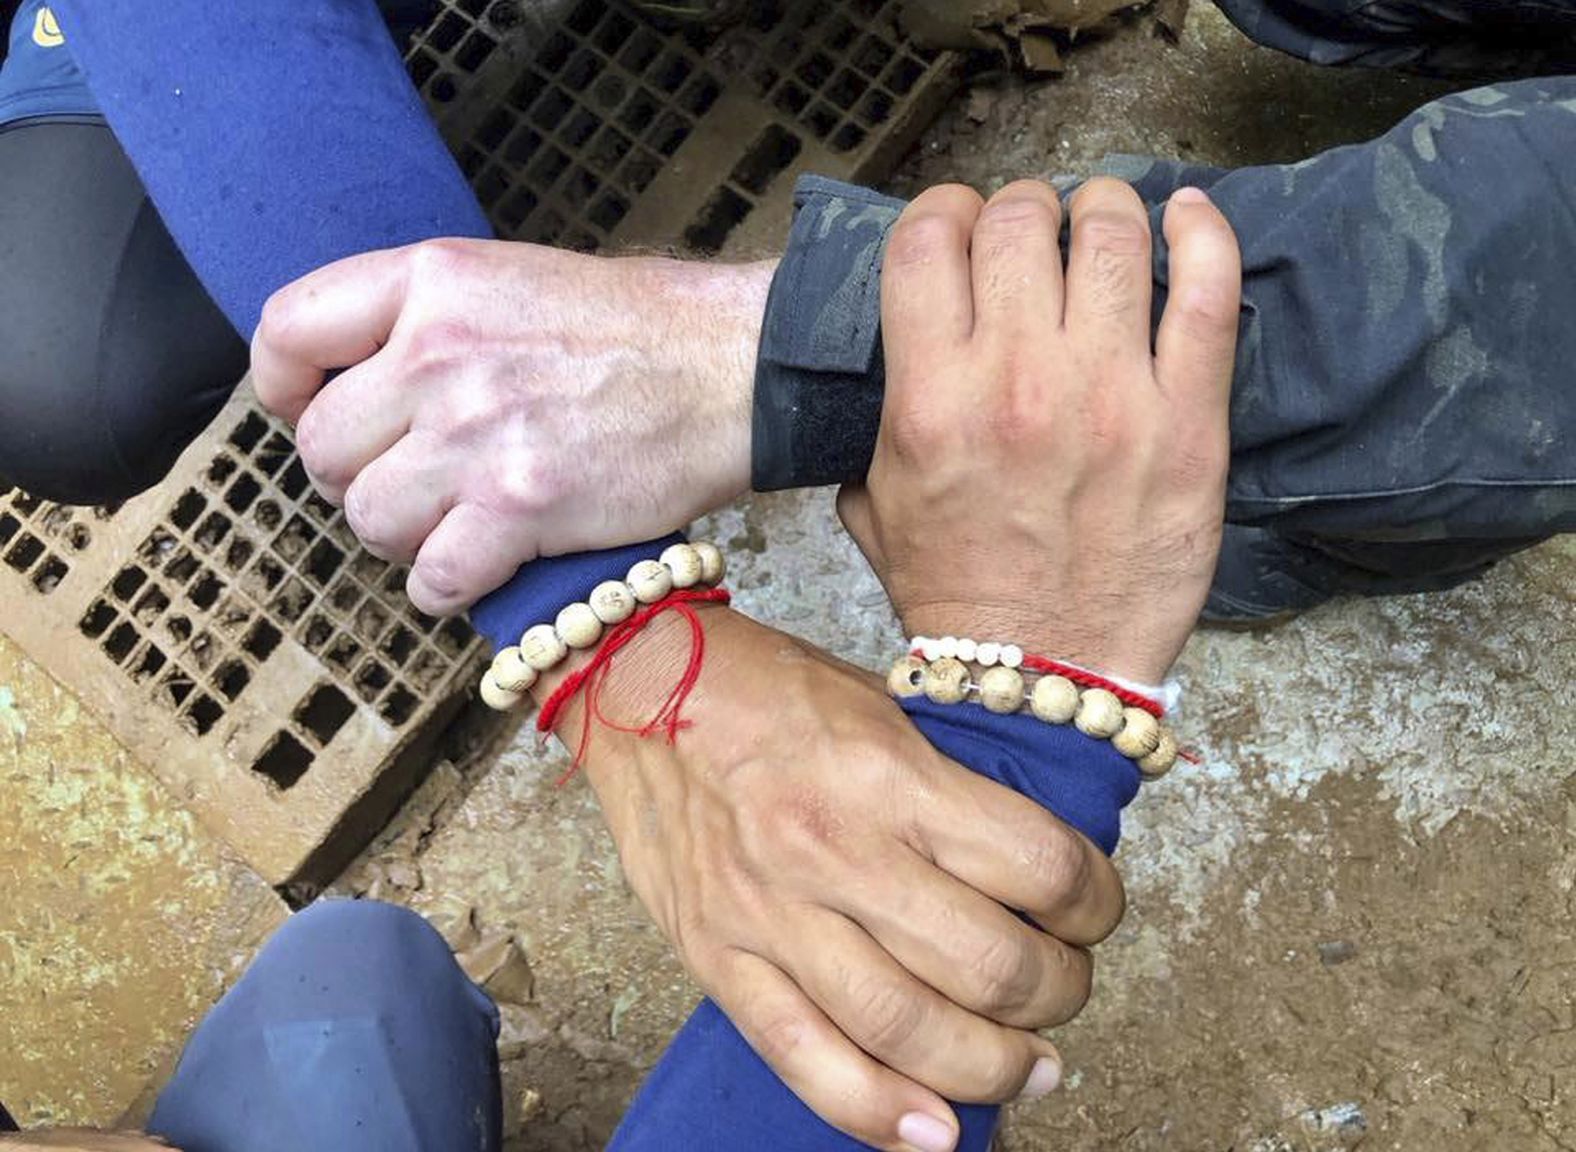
{"left": 751, "top": 175, "right": 905, "bottom": 491}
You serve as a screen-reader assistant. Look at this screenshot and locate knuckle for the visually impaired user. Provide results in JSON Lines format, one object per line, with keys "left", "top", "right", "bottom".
{"left": 342, "top": 481, "right": 397, "bottom": 558}
{"left": 886, "top": 210, "right": 966, "bottom": 269}
{"left": 975, "top": 193, "right": 1060, "bottom": 244}
{"left": 412, "top": 550, "right": 469, "bottom": 611}
{"left": 968, "top": 934, "right": 1039, "bottom": 1017}
{"left": 1076, "top": 176, "right": 1146, "bottom": 217}
{"left": 491, "top": 452, "right": 558, "bottom": 519}
{"left": 884, "top": 396, "right": 951, "bottom": 459}
{"left": 751, "top": 1003, "right": 814, "bottom": 1069}
{"left": 291, "top": 408, "right": 346, "bottom": 488}
{"left": 408, "top": 236, "right": 476, "bottom": 282}
{"left": 1076, "top": 210, "right": 1152, "bottom": 260}
{"left": 401, "top": 317, "right": 474, "bottom": 376}
{"left": 853, "top": 976, "right": 926, "bottom": 1055}
{"left": 975, "top": 1043, "right": 1035, "bottom": 1102}
{"left": 1021, "top": 826, "right": 1090, "bottom": 912}
{"left": 255, "top": 286, "right": 305, "bottom": 356}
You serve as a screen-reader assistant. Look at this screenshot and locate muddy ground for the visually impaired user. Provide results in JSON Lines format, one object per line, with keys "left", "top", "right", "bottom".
{"left": 333, "top": 8, "right": 1575, "bottom": 1151}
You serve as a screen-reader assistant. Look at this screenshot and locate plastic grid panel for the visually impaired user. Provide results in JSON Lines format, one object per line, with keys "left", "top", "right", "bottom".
{"left": 0, "top": 489, "right": 110, "bottom": 598}
{"left": 411, "top": 0, "right": 726, "bottom": 248}
{"left": 730, "top": 0, "right": 939, "bottom": 157}
{"left": 0, "top": 394, "right": 486, "bottom": 885}
{"left": 407, "top": 0, "right": 958, "bottom": 253}
{"left": 72, "top": 408, "right": 476, "bottom": 770}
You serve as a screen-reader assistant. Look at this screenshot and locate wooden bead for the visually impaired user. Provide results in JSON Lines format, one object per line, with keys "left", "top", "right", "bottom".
{"left": 1074, "top": 688, "right": 1125, "bottom": 739}
{"left": 922, "top": 657, "right": 970, "bottom": 705}
{"left": 693, "top": 541, "right": 726, "bottom": 585}
{"left": 628, "top": 559, "right": 674, "bottom": 604}
{"left": 1137, "top": 727, "right": 1179, "bottom": 779}
{"left": 490, "top": 646, "right": 539, "bottom": 693}
{"left": 887, "top": 655, "right": 927, "bottom": 699}
{"left": 978, "top": 665, "right": 1026, "bottom": 714}
{"left": 1030, "top": 675, "right": 1079, "bottom": 724}
{"left": 519, "top": 623, "right": 567, "bottom": 671}
{"left": 588, "top": 580, "right": 636, "bottom": 625}
{"left": 660, "top": 543, "right": 704, "bottom": 589}
{"left": 555, "top": 601, "right": 604, "bottom": 649}
{"left": 479, "top": 669, "right": 525, "bottom": 711}
{"left": 1112, "top": 708, "right": 1162, "bottom": 760}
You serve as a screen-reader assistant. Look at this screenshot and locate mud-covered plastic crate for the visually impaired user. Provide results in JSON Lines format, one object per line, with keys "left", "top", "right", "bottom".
{"left": 406, "top": 0, "right": 961, "bottom": 253}
{"left": 0, "top": 390, "right": 484, "bottom": 889}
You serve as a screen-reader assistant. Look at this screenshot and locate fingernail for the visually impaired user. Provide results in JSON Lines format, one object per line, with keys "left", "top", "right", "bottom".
{"left": 1171, "top": 186, "right": 1209, "bottom": 205}
{"left": 1019, "top": 1056, "right": 1063, "bottom": 1099}
{"left": 898, "top": 1111, "right": 958, "bottom": 1152}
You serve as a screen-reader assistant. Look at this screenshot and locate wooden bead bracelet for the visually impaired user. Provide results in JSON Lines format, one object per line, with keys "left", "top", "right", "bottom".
{"left": 887, "top": 654, "right": 1180, "bottom": 779}
{"left": 479, "top": 542, "right": 727, "bottom": 713}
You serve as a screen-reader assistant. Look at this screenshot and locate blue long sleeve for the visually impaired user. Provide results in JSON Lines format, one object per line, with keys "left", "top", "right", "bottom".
{"left": 48, "top": 4, "right": 1142, "bottom": 1147}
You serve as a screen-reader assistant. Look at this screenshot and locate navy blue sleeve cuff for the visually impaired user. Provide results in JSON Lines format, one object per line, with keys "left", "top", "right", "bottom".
{"left": 751, "top": 175, "right": 905, "bottom": 491}
{"left": 468, "top": 535, "right": 687, "bottom": 651}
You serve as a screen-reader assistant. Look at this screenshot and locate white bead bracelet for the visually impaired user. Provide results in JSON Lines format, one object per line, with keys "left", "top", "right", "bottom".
{"left": 888, "top": 654, "right": 1180, "bottom": 780}
{"left": 479, "top": 541, "right": 727, "bottom": 713}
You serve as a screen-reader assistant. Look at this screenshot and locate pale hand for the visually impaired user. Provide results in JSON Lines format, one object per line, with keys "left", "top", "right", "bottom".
{"left": 250, "top": 240, "right": 771, "bottom": 616}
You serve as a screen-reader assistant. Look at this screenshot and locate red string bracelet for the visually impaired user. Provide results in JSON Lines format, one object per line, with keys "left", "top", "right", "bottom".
{"left": 537, "top": 586, "right": 731, "bottom": 784}
{"left": 907, "top": 648, "right": 1166, "bottom": 718}
{"left": 1018, "top": 655, "right": 1166, "bottom": 719}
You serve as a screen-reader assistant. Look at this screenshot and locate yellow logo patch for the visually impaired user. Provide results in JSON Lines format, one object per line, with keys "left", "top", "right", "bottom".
{"left": 32, "top": 6, "right": 65, "bottom": 48}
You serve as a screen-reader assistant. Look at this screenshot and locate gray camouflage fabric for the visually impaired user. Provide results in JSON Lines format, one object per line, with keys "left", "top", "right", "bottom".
{"left": 752, "top": 0, "right": 1576, "bottom": 608}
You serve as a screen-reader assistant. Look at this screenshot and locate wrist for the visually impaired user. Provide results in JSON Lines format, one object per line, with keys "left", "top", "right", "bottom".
{"left": 901, "top": 602, "right": 1173, "bottom": 685}
{"left": 651, "top": 258, "right": 776, "bottom": 511}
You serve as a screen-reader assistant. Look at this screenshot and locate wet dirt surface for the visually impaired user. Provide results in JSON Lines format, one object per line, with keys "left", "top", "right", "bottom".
{"left": 327, "top": 8, "right": 1576, "bottom": 1151}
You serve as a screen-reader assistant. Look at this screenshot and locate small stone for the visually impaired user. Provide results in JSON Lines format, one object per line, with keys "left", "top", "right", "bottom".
{"left": 422, "top": 894, "right": 481, "bottom": 952}
{"left": 923, "top": 657, "right": 970, "bottom": 704}
{"left": 519, "top": 623, "right": 567, "bottom": 671}
{"left": 693, "top": 541, "right": 726, "bottom": 584}
{"left": 1111, "top": 708, "right": 1161, "bottom": 759}
{"left": 459, "top": 930, "right": 535, "bottom": 1006}
{"left": 1317, "top": 940, "right": 1358, "bottom": 967}
{"left": 978, "top": 665, "right": 1026, "bottom": 714}
{"left": 384, "top": 859, "right": 422, "bottom": 891}
{"left": 555, "top": 601, "right": 604, "bottom": 649}
{"left": 627, "top": 559, "right": 674, "bottom": 603}
{"left": 1137, "top": 727, "right": 1180, "bottom": 779}
{"left": 588, "top": 580, "right": 636, "bottom": 624}
{"left": 480, "top": 669, "right": 526, "bottom": 711}
{"left": 660, "top": 543, "right": 704, "bottom": 589}
{"left": 490, "top": 647, "right": 538, "bottom": 693}
{"left": 1030, "top": 675, "right": 1079, "bottom": 724}
{"left": 1074, "top": 688, "right": 1125, "bottom": 739}
{"left": 887, "top": 655, "right": 927, "bottom": 699}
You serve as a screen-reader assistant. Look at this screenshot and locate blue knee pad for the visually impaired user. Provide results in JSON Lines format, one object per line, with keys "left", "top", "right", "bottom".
{"left": 150, "top": 901, "right": 502, "bottom": 1152}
